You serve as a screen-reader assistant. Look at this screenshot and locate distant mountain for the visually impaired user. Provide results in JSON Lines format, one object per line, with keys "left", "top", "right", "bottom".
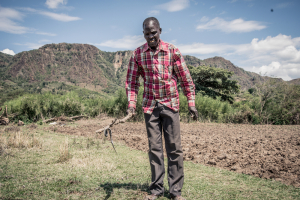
{"left": 287, "top": 78, "right": 300, "bottom": 85}
{"left": 183, "top": 55, "right": 272, "bottom": 89}
{"left": 1, "top": 43, "right": 119, "bottom": 90}
{"left": 0, "top": 43, "right": 296, "bottom": 98}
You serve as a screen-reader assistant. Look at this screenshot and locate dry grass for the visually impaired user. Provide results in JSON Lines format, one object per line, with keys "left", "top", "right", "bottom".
{"left": 0, "top": 129, "right": 42, "bottom": 151}
{"left": 58, "top": 137, "right": 72, "bottom": 163}
{"left": 4, "top": 126, "right": 20, "bottom": 133}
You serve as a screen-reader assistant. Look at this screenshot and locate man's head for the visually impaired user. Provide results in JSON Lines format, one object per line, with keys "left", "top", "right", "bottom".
{"left": 143, "top": 17, "right": 162, "bottom": 51}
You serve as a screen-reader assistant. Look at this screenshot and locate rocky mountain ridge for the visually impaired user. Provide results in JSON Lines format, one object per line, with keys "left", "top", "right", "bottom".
{"left": 0, "top": 43, "right": 298, "bottom": 94}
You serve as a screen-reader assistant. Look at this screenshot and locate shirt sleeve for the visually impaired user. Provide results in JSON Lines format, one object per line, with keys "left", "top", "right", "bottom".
{"left": 173, "top": 47, "right": 196, "bottom": 107}
{"left": 125, "top": 51, "right": 141, "bottom": 109}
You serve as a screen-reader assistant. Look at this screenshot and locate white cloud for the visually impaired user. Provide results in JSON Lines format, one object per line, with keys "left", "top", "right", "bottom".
{"left": 95, "top": 35, "right": 145, "bottom": 50}
{"left": 200, "top": 16, "right": 209, "bottom": 22}
{"left": 1, "top": 48, "right": 15, "bottom": 55}
{"left": 251, "top": 62, "right": 300, "bottom": 81}
{"left": 228, "top": 0, "right": 238, "bottom": 3}
{"left": 21, "top": 7, "right": 37, "bottom": 12}
{"left": 40, "top": 11, "right": 81, "bottom": 22}
{"left": 36, "top": 31, "right": 57, "bottom": 36}
{"left": 0, "top": 7, "right": 23, "bottom": 20}
{"left": 276, "top": 46, "right": 300, "bottom": 62}
{"left": 157, "top": 0, "right": 189, "bottom": 12}
{"left": 196, "top": 17, "right": 266, "bottom": 33}
{"left": 235, "top": 34, "right": 300, "bottom": 59}
{"left": 21, "top": 7, "right": 80, "bottom": 22}
{"left": 0, "top": 7, "right": 30, "bottom": 34}
{"left": 210, "top": 6, "right": 215, "bottom": 9}
{"left": 148, "top": 10, "right": 160, "bottom": 15}
{"left": 176, "top": 34, "right": 300, "bottom": 80}
{"left": 45, "top": 0, "right": 67, "bottom": 9}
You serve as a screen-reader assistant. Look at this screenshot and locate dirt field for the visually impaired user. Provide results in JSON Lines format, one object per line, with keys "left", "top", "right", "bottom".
{"left": 45, "top": 117, "right": 300, "bottom": 188}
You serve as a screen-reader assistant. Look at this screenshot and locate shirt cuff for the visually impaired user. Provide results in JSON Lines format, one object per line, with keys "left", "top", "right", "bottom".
{"left": 128, "top": 101, "right": 136, "bottom": 109}
{"left": 188, "top": 100, "right": 195, "bottom": 107}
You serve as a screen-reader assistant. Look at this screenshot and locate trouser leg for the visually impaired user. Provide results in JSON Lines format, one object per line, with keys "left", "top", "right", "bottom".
{"left": 144, "top": 105, "right": 165, "bottom": 196}
{"left": 144, "top": 103, "right": 184, "bottom": 197}
{"left": 160, "top": 104, "right": 184, "bottom": 197}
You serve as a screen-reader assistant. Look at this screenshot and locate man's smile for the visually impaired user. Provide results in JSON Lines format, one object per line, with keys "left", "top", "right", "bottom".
{"left": 149, "top": 39, "right": 156, "bottom": 43}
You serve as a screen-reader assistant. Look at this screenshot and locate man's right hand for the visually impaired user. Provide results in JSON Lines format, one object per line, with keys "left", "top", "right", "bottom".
{"left": 126, "top": 107, "right": 136, "bottom": 116}
{"left": 188, "top": 106, "right": 198, "bottom": 121}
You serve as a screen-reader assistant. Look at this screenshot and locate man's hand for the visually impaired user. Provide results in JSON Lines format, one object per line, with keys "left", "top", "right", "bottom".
{"left": 126, "top": 107, "right": 136, "bottom": 116}
{"left": 188, "top": 106, "right": 198, "bottom": 121}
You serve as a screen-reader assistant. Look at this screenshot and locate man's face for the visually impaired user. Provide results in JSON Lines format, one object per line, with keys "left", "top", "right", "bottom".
{"left": 143, "top": 20, "right": 162, "bottom": 50}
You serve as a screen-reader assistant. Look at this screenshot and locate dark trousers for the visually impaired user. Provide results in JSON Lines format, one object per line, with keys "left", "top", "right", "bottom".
{"left": 144, "top": 103, "right": 184, "bottom": 197}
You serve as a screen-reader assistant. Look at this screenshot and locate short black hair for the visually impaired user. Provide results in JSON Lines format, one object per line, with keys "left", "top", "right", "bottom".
{"left": 143, "top": 17, "right": 160, "bottom": 29}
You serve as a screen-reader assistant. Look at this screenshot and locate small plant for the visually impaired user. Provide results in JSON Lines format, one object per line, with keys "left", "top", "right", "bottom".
{"left": 96, "top": 140, "right": 100, "bottom": 150}
{"left": 86, "top": 138, "right": 90, "bottom": 149}
{"left": 0, "top": 144, "right": 5, "bottom": 156}
{"left": 58, "top": 137, "right": 72, "bottom": 163}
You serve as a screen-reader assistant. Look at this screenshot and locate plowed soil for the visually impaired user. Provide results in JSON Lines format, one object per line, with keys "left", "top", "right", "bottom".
{"left": 45, "top": 117, "right": 300, "bottom": 188}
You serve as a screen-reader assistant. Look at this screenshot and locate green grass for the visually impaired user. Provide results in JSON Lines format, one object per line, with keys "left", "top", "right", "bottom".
{"left": 0, "top": 126, "right": 299, "bottom": 199}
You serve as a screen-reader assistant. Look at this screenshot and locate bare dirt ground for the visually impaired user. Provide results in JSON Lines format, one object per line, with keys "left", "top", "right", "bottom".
{"left": 44, "top": 117, "right": 300, "bottom": 188}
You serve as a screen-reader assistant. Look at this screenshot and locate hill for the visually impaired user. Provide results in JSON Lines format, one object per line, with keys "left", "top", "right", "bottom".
{"left": 1, "top": 43, "right": 122, "bottom": 91}
{"left": 0, "top": 43, "right": 296, "bottom": 102}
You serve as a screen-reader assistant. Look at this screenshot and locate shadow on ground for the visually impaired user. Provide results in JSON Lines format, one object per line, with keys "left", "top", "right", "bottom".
{"left": 100, "top": 182, "right": 171, "bottom": 199}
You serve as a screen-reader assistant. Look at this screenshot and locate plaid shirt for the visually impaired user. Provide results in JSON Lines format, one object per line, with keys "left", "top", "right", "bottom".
{"left": 125, "top": 40, "right": 195, "bottom": 114}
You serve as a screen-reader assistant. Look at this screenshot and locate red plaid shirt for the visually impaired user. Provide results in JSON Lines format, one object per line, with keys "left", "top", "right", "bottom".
{"left": 125, "top": 40, "right": 195, "bottom": 114}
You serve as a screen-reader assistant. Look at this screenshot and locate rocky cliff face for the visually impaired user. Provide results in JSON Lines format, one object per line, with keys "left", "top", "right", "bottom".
{"left": 113, "top": 51, "right": 132, "bottom": 74}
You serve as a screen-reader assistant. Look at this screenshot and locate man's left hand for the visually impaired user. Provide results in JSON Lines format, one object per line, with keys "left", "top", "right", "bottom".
{"left": 188, "top": 106, "right": 198, "bottom": 121}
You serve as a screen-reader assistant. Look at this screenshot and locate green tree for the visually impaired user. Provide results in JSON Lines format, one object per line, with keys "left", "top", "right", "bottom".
{"left": 252, "top": 79, "right": 300, "bottom": 124}
{"left": 66, "top": 44, "right": 72, "bottom": 51}
{"left": 188, "top": 65, "right": 240, "bottom": 103}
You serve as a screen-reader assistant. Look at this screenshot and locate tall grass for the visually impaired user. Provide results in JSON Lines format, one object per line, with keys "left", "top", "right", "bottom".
{"left": 4, "top": 91, "right": 103, "bottom": 123}
{"left": 100, "top": 88, "right": 144, "bottom": 121}
{"left": 179, "top": 92, "right": 238, "bottom": 122}
{"left": 1, "top": 89, "right": 247, "bottom": 124}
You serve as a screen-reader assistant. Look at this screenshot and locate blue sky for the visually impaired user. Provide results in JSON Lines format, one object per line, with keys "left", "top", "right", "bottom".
{"left": 0, "top": 0, "right": 299, "bottom": 80}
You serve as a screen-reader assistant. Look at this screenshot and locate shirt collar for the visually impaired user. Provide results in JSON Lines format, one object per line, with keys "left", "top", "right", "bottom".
{"left": 142, "top": 39, "right": 168, "bottom": 53}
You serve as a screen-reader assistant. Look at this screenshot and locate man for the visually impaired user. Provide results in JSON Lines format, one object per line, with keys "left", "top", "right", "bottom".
{"left": 125, "top": 17, "right": 198, "bottom": 200}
